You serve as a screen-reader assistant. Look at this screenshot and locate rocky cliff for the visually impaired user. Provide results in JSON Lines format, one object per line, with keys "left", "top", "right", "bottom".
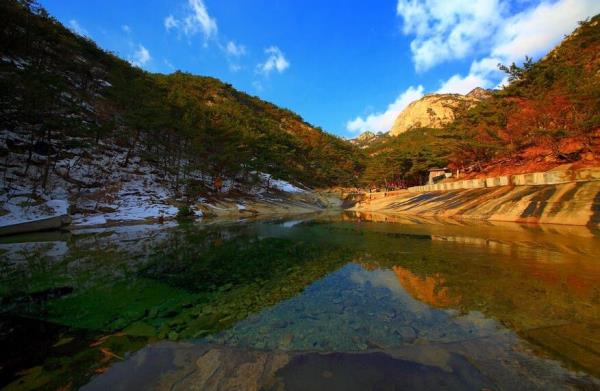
{"left": 350, "top": 131, "right": 382, "bottom": 148}
{"left": 388, "top": 88, "right": 490, "bottom": 136}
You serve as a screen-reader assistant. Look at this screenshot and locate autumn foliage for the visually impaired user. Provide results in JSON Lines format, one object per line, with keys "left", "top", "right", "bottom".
{"left": 450, "top": 16, "right": 600, "bottom": 174}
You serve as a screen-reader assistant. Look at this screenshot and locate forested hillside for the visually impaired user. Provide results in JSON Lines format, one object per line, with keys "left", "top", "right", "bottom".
{"left": 361, "top": 14, "right": 600, "bottom": 188}
{"left": 1, "top": 0, "right": 598, "bottom": 202}
{"left": 0, "top": 0, "right": 362, "bottom": 201}
{"left": 449, "top": 15, "right": 600, "bottom": 176}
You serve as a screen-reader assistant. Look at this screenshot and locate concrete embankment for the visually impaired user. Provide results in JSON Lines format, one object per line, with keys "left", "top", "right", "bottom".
{"left": 348, "top": 169, "right": 600, "bottom": 227}
{"left": 408, "top": 167, "right": 600, "bottom": 192}
{"left": 0, "top": 215, "right": 71, "bottom": 236}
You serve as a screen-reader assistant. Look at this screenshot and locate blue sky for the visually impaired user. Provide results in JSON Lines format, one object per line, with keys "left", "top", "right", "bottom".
{"left": 40, "top": 0, "right": 600, "bottom": 137}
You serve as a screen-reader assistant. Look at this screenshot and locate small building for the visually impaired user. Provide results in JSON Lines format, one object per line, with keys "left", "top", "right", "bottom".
{"left": 428, "top": 167, "right": 451, "bottom": 185}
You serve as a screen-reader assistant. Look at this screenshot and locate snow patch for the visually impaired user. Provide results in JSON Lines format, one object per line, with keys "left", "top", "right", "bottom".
{"left": 0, "top": 198, "right": 69, "bottom": 228}
{"left": 98, "top": 79, "right": 112, "bottom": 88}
{"left": 72, "top": 201, "right": 178, "bottom": 227}
{"left": 1, "top": 56, "right": 30, "bottom": 69}
{"left": 259, "top": 173, "right": 305, "bottom": 193}
{"left": 282, "top": 220, "right": 302, "bottom": 228}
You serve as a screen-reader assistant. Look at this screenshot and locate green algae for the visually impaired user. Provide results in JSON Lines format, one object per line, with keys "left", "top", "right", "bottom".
{"left": 42, "top": 279, "right": 199, "bottom": 332}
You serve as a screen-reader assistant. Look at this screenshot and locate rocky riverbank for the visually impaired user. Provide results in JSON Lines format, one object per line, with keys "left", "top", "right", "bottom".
{"left": 0, "top": 190, "right": 342, "bottom": 235}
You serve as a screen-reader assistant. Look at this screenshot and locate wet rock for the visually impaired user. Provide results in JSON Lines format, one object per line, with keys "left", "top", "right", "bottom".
{"left": 157, "top": 325, "right": 170, "bottom": 339}
{"left": 428, "top": 327, "right": 449, "bottom": 341}
{"left": 352, "top": 336, "right": 368, "bottom": 350}
{"left": 366, "top": 338, "right": 387, "bottom": 350}
{"left": 111, "top": 318, "right": 129, "bottom": 330}
{"left": 168, "top": 317, "right": 186, "bottom": 327}
{"left": 322, "top": 370, "right": 334, "bottom": 379}
{"left": 280, "top": 334, "right": 294, "bottom": 349}
{"left": 395, "top": 326, "right": 417, "bottom": 342}
{"left": 190, "top": 329, "right": 210, "bottom": 338}
{"left": 167, "top": 331, "right": 178, "bottom": 341}
{"left": 272, "top": 319, "right": 289, "bottom": 329}
{"left": 124, "top": 321, "right": 156, "bottom": 337}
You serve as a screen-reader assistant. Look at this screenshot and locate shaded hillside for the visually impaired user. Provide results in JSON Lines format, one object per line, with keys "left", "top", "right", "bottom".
{"left": 359, "top": 129, "right": 454, "bottom": 187}
{"left": 0, "top": 0, "right": 362, "bottom": 201}
{"left": 361, "top": 15, "right": 600, "bottom": 187}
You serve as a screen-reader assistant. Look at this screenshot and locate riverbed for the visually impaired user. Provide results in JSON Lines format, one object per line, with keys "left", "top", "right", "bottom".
{"left": 1, "top": 213, "right": 599, "bottom": 390}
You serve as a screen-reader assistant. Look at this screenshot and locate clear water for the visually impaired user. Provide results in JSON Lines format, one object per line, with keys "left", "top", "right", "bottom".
{"left": 1, "top": 212, "right": 599, "bottom": 390}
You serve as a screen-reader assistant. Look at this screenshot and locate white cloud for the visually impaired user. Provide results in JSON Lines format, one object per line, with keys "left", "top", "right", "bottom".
{"left": 186, "top": 0, "right": 217, "bottom": 38}
{"left": 226, "top": 41, "right": 246, "bottom": 57}
{"left": 411, "top": 0, "right": 600, "bottom": 93}
{"left": 397, "top": 0, "right": 600, "bottom": 75}
{"left": 252, "top": 80, "right": 264, "bottom": 91}
{"left": 346, "top": 0, "right": 599, "bottom": 134}
{"left": 436, "top": 73, "right": 491, "bottom": 94}
{"left": 122, "top": 24, "right": 131, "bottom": 34}
{"left": 164, "top": 59, "right": 176, "bottom": 71}
{"left": 492, "top": 0, "right": 600, "bottom": 64}
{"left": 495, "top": 75, "right": 510, "bottom": 90}
{"left": 396, "top": 0, "right": 505, "bottom": 72}
{"left": 165, "top": 0, "right": 217, "bottom": 41}
{"left": 164, "top": 15, "right": 178, "bottom": 30}
{"left": 221, "top": 41, "right": 246, "bottom": 72}
{"left": 69, "top": 19, "right": 88, "bottom": 37}
{"left": 468, "top": 57, "right": 502, "bottom": 78}
{"left": 346, "top": 85, "right": 424, "bottom": 134}
{"left": 257, "top": 46, "right": 290, "bottom": 75}
{"left": 129, "top": 44, "right": 151, "bottom": 67}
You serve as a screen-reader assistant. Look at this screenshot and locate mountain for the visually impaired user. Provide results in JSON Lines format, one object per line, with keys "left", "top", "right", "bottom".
{"left": 465, "top": 87, "right": 492, "bottom": 100}
{"left": 360, "top": 14, "right": 600, "bottom": 187}
{"left": 388, "top": 89, "right": 490, "bottom": 136}
{"left": 447, "top": 15, "right": 600, "bottom": 176}
{"left": 355, "top": 131, "right": 377, "bottom": 142}
{"left": 0, "top": 0, "right": 363, "bottom": 225}
{"left": 350, "top": 131, "right": 382, "bottom": 148}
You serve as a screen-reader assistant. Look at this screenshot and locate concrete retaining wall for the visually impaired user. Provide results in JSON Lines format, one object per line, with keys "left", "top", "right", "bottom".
{"left": 351, "top": 180, "right": 600, "bottom": 227}
{"left": 408, "top": 168, "right": 600, "bottom": 193}
{"left": 0, "top": 215, "right": 71, "bottom": 236}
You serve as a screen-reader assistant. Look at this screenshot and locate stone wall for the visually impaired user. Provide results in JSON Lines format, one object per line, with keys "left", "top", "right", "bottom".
{"left": 408, "top": 168, "right": 600, "bottom": 193}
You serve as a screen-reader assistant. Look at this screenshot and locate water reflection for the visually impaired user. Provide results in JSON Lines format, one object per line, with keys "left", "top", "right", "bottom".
{"left": 392, "top": 266, "right": 459, "bottom": 308}
{"left": 208, "top": 263, "right": 500, "bottom": 352}
{"left": 1, "top": 213, "right": 599, "bottom": 389}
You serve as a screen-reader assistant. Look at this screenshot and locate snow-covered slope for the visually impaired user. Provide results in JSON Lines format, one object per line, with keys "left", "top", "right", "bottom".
{"left": 1, "top": 129, "right": 313, "bottom": 228}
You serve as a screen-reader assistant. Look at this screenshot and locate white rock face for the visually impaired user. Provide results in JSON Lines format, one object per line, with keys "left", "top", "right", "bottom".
{"left": 389, "top": 88, "right": 490, "bottom": 136}
{"left": 350, "top": 131, "right": 384, "bottom": 149}
{"left": 355, "top": 131, "right": 376, "bottom": 141}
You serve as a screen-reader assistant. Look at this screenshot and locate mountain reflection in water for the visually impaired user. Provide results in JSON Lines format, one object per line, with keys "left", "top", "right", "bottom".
{"left": 392, "top": 266, "right": 459, "bottom": 308}
{"left": 1, "top": 213, "right": 599, "bottom": 390}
